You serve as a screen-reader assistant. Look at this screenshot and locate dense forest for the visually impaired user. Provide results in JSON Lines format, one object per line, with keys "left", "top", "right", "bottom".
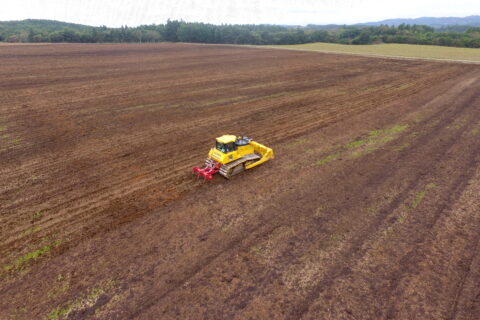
{"left": 1, "top": 19, "right": 480, "bottom": 48}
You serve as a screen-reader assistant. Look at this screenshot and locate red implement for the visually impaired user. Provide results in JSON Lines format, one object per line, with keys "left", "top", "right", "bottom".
{"left": 193, "top": 159, "right": 220, "bottom": 180}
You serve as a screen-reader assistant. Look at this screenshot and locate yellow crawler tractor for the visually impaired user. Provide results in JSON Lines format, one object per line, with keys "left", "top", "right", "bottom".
{"left": 193, "top": 135, "right": 274, "bottom": 180}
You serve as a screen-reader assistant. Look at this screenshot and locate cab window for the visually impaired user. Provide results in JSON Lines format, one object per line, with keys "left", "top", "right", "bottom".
{"left": 216, "top": 142, "right": 236, "bottom": 153}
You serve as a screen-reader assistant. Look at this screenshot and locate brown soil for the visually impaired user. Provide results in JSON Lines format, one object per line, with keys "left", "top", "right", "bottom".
{"left": 0, "top": 43, "right": 479, "bottom": 320}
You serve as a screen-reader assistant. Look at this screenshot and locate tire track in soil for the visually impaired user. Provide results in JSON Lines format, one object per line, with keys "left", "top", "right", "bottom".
{"left": 305, "top": 139, "right": 480, "bottom": 320}
{"left": 382, "top": 153, "right": 480, "bottom": 319}
{"left": 249, "top": 79, "right": 480, "bottom": 315}
{"left": 293, "top": 76, "right": 480, "bottom": 319}
{"left": 447, "top": 204, "right": 480, "bottom": 320}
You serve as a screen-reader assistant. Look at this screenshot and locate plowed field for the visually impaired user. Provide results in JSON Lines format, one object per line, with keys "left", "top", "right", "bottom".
{"left": 1, "top": 43, "right": 479, "bottom": 319}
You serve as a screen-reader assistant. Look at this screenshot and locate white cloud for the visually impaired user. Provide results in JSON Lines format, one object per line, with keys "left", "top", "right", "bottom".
{"left": 0, "top": 0, "right": 478, "bottom": 27}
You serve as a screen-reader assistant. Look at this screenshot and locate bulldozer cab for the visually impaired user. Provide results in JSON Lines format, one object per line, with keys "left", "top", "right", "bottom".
{"left": 215, "top": 135, "right": 237, "bottom": 154}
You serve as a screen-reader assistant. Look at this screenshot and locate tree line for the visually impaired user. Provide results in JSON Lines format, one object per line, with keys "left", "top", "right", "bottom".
{"left": 1, "top": 19, "right": 479, "bottom": 48}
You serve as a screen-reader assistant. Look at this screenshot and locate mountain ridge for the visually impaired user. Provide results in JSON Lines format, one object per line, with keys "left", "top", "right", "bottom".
{"left": 359, "top": 15, "right": 480, "bottom": 28}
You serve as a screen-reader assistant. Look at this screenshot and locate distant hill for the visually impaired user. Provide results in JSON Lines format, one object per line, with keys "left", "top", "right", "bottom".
{"left": 0, "top": 19, "right": 93, "bottom": 42}
{"left": 0, "top": 19, "right": 90, "bottom": 31}
{"left": 359, "top": 15, "right": 480, "bottom": 28}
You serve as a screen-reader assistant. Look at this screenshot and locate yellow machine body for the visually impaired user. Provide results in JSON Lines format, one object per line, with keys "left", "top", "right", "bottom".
{"left": 208, "top": 135, "right": 274, "bottom": 168}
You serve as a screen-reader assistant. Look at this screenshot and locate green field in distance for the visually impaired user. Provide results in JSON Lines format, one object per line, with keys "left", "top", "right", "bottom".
{"left": 262, "top": 43, "right": 480, "bottom": 63}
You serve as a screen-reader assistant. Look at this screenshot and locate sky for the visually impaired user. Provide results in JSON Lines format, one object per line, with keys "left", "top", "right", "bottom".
{"left": 1, "top": 0, "right": 479, "bottom": 27}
